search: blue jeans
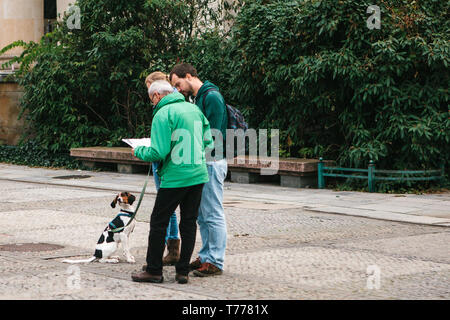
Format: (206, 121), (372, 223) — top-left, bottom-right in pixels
(197, 159), (228, 270)
(152, 162), (179, 241)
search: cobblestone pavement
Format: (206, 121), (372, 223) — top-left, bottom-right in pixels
(0, 168), (449, 300)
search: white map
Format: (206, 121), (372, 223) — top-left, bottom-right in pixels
(122, 138), (151, 148)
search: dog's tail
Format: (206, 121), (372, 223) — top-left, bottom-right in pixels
(62, 256), (97, 264)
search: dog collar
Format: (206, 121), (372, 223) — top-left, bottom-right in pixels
(109, 210), (134, 230)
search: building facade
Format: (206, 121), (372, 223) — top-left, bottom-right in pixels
(0, 0), (72, 69)
(0, 0), (74, 144)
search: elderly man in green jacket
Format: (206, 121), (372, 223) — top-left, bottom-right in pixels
(131, 80), (213, 284)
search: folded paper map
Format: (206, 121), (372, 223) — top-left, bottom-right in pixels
(122, 138), (151, 148)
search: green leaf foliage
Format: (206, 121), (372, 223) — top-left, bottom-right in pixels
(2, 0), (223, 154)
(224, 0), (449, 172)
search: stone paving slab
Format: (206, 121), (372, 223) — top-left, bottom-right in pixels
(0, 268), (211, 300)
(305, 206), (450, 226)
(334, 232), (450, 264)
(226, 246), (450, 288)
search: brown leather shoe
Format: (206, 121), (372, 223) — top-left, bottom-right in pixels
(192, 262), (223, 277)
(163, 239), (181, 266)
(189, 257), (203, 271)
(131, 271), (163, 283)
(175, 273), (189, 284)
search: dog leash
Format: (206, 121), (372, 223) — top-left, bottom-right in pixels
(110, 166), (151, 233)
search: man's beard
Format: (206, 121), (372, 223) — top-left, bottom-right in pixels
(181, 83), (195, 100)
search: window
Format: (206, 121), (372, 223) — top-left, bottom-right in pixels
(44, 0), (57, 34)
(44, 0), (57, 19)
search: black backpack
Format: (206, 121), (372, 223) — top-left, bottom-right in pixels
(202, 88), (248, 131)
(226, 104), (248, 131)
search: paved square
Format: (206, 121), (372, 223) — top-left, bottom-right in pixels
(0, 164), (449, 299)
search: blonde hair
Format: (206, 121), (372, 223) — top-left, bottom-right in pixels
(145, 71), (168, 87)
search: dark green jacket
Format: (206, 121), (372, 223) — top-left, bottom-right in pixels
(194, 81), (227, 159)
(134, 92), (213, 188)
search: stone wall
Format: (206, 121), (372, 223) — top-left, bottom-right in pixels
(0, 0), (44, 70)
(0, 0), (44, 144)
(57, 0), (72, 19)
(0, 78), (25, 145)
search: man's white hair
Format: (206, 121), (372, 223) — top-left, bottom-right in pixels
(148, 80), (173, 97)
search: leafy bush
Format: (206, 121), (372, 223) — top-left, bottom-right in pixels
(226, 0), (449, 172)
(0, 140), (81, 168)
(1, 0), (224, 153)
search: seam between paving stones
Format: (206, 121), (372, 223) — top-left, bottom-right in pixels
(323, 243), (450, 266)
(0, 178), (156, 196)
(303, 208), (450, 229)
(228, 228), (449, 248)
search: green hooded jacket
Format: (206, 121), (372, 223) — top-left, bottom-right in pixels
(134, 92), (213, 188)
(194, 81), (228, 159)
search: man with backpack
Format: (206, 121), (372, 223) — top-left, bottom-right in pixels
(170, 63), (228, 277)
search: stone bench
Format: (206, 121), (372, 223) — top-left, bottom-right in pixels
(70, 147), (334, 188)
(228, 156), (334, 188)
(70, 147), (149, 174)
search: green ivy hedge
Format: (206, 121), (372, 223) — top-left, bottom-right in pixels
(0, 140), (80, 168)
(224, 0), (449, 172)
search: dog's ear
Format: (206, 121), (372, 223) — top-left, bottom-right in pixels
(128, 193), (136, 205)
(111, 195), (118, 208)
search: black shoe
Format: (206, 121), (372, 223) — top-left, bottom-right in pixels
(175, 273), (189, 284)
(131, 271), (163, 283)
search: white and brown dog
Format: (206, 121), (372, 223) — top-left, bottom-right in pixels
(63, 192), (137, 264)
